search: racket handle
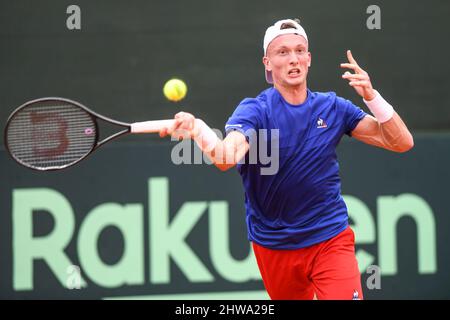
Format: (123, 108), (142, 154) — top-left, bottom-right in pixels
(130, 119), (175, 133)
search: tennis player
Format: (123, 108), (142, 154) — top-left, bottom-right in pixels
(160, 18), (413, 300)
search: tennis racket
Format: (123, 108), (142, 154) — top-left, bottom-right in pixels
(4, 97), (174, 171)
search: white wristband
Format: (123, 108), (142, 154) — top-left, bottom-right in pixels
(363, 90), (394, 123)
(194, 119), (219, 152)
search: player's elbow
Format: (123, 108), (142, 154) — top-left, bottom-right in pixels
(396, 135), (414, 153)
(215, 163), (236, 172)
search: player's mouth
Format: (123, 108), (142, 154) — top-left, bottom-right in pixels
(288, 68), (301, 77)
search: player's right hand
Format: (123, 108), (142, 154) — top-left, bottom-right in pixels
(159, 111), (197, 140)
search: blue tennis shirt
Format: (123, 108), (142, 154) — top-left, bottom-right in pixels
(225, 87), (367, 249)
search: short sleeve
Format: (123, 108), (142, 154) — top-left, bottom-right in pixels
(225, 98), (262, 140)
(336, 96), (368, 136)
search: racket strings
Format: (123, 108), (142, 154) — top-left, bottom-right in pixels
(6, 102), (97, 169)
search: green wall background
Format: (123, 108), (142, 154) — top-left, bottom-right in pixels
(1, 0), (449, 135)
(1, 0), (449, 300)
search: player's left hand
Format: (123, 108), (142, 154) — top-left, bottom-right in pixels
(340, 50), (376, 101)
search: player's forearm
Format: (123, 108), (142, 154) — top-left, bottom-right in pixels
(364, 91), (414, 152)
(193, 119), (242, 171)
(203, 140), (239, 171)
(379, 112), (414, 152)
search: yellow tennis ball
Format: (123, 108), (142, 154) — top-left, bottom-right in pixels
(163, 78), (187, 102)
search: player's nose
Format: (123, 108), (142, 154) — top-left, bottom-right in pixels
(288, 52), (299, 65)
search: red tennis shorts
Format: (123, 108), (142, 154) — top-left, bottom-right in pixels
(252, 226), (363, 300)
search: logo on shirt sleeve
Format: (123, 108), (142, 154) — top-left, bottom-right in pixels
(225, 124), (243, 129)
(316, 117), (328, 129)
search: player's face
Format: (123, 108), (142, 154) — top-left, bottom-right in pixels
(264, 34), (311, 88)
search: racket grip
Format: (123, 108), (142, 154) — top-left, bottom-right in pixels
(130, 120), (175, 133)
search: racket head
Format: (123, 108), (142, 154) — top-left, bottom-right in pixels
(4, 97), (99, 171)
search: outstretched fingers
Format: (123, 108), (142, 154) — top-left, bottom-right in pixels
(342, 72), (368, 81)
(340, 50), (367, 75)
(348, 80), (371, 88)
(347, 49), (358, 65)
(340, 63), (366, 75)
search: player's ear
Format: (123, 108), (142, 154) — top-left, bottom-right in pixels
(307, 52), (311, 67)
(262, 56), (271, 71)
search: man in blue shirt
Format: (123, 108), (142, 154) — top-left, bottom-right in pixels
(160, 18), (413, 299)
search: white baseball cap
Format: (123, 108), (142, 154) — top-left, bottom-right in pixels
(263, 19), (308, 84)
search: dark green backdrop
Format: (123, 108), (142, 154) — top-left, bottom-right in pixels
(1, 0), (449, 300)
(1, 0), (449, 135)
